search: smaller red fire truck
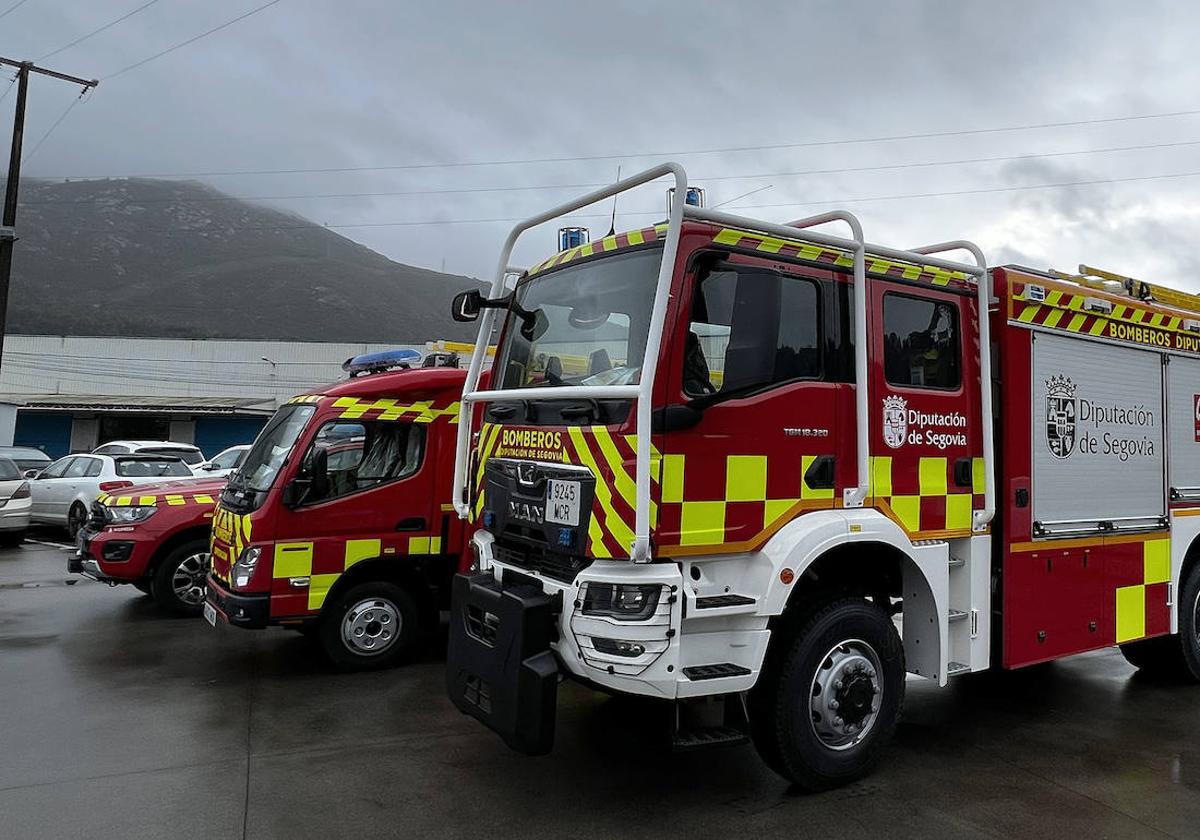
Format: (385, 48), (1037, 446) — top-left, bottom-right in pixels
(70, 476), (225, 615)
(205, 352), (472, 670)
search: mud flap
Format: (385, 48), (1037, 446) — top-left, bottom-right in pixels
(446, 572), (560, 755)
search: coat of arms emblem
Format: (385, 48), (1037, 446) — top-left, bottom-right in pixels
(882, 395), (908, 449)
(1045, 374), (1077, 459)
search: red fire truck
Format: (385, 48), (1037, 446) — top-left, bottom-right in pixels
(445, 163), (1200, 790)
(205, 357), (472, 670)
(71, 476), (225, 615)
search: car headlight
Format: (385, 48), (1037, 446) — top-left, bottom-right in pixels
(105, 505), (157, 524)
(233, 546), (262, 589)
(580, 582), (662, 621)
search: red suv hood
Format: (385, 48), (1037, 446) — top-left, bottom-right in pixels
(108, 476), (228, 497)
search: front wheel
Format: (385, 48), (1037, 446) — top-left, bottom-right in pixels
(318, 581), (420, 671)
(67, 503), (87, 540)
(750, 596), (905, 791)
(150, 539), (209, 616)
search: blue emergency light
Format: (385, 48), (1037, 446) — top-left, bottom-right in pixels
(559, 226), (589, 251)
(667, 186), (705, 215)
(341, 348), (422, 377)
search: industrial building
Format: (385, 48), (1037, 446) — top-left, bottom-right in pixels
(0, 335), (431, 459)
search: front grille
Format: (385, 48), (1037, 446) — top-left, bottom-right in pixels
(494, 538), (592, 584)
(87, 502), (107, 531)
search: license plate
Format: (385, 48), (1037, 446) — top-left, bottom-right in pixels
(203, 601), (218, 627)
(545, 479), (581, 527)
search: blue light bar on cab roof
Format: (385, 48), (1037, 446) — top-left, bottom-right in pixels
(341, 348), (422, 377)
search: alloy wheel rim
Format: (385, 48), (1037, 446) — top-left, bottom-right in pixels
(341, 597), (400, 656)
(809, 638), (884, 751)
(171, 552), (210, 606)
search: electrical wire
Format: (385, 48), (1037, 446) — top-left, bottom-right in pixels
(21, 87), (90, 165)
(22, 137), (1200, 207)
(0, 0), (30, 21)
(37, 106), (1200, 179)
(0, 71), (16, 106)
(38, 0), (165, 62)
(103, 0), (286, 80)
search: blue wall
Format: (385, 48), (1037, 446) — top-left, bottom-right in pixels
(193, 416), (267, 459)
(14, 413), (73, 459)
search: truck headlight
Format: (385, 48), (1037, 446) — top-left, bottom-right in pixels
(580, 583), (662, 621)
(106, 506), (157, 524)
(233, 546), (262, 589)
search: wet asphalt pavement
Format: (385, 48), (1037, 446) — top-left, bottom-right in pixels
(2, 539), (1199, 840)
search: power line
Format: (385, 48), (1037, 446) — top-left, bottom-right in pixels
(103, 0), (286, 80)
(0, 0), (30, 21)
(36, 106), (1200, 180)
(21, 136), (1200, 207)
(22, 88), (90, 165)
(38, 0), (165, 62)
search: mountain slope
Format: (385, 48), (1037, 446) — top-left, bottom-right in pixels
(8, 178), (484, 342)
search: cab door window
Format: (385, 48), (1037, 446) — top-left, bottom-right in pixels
(684, 263), (821, 397)
(300, 420), (425, 504)
(882, 293), (961, 389)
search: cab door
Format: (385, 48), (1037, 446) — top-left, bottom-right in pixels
(655, 251), (842, 556)
(270, 415), (435, 616)
(868, 280), (982, 538)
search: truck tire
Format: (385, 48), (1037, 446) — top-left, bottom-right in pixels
(318, 581), (420, 671)
(1119, 562), (1200, 682)
(150, 539), (209, 617)
(749, 596), (904, 791)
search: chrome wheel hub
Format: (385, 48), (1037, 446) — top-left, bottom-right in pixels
(342, 598), (400, 656)
(172, 552), (209, 606)
(809, 639), (883, 751)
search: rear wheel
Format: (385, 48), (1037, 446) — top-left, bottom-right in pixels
(750, 596), (905, 790)
(150, 539), (209, 616)
(318, 581), (420, 671)
(1120, 562), (1200, 682)
(67, 503), (87, 540)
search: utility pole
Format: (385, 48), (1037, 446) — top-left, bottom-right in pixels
(0, 56), (97, 372)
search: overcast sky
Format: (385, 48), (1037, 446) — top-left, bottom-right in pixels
(4, 0), (1200, 286)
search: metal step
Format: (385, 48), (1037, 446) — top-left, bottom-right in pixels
(948, 556), (966, 568)
(694, 594), (756, 609)
(672, 725), (749, 751)
(947, 661), (971, 676)
(682, 663), (752, 681)
(948, 609), (968, 623)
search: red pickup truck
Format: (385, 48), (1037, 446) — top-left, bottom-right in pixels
(70, 476), (226, 615)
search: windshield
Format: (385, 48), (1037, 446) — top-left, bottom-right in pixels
(116, 458), (192, 478)
(141, 447), (203, 465)
(496, 248), (662, 390)
(0, 458), (19, 481)
(234, 404), (316, 492)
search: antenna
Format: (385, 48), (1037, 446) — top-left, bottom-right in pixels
(712, 184), (774, 209)
(606, 164), (621, 237)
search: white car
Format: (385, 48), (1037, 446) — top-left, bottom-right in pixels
(30, 453), (194, 537)
(0, 456), (32, 546)
(195, 444), (250, 478)
(93, 441), (206, 474)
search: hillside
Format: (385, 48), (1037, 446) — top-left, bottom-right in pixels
(8, 178), (484, 342)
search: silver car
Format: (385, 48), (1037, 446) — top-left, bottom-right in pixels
(29, 454), (193, 537)
(0, 456), (32, 546)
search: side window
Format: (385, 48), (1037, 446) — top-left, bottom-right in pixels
(684, 265), (821, 397)
(85, 459), (102, 477)
(65, 458), (92, 479)
(883, 293), (961, 389)
(212, 449), (239, 469)
(94, 444), (123, 455)
(301, 420), (426, 504)
(41, 457), (72, 479)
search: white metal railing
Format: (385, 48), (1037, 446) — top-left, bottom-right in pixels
(451, 160), (995, 562)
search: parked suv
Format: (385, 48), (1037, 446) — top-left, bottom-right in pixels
(30, 454), (193, 538)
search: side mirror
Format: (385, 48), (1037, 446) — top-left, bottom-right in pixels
(451, 290), (483, 322)
(651, 403), (704, 433)
(520, 307), (550, 341)
(24, 469), (40, 480)
(201, 462), (217, 471)
(282, 447), (329, 508)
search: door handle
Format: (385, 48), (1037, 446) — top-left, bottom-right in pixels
(803, 455), (836, 490)
(953, 457), (974, 488)
(395, 517), (426, 532)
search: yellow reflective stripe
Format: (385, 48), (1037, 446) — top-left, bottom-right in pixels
(345, 538), (381, 569)
(194, 494), (214, 505)
(274, 542), (313, 578)
(764, 498), (798, 529)
(587, 516), (611, 558)
(591, 427), (654, 524)
(870, 456), (892, 498)
(679, 501), (726, 546)
(165, 494), (185, 506)
(945, 494), (972, 530)
(115, 496), (132, 506)
(408, 536), (432, 554)
(1043, 308), (1065, 328)
(1089, 318), (1108, 335)
(890, 495), (921, 532)
(137, 496), (156, 506)
(726, 455), (767, 502)
(308, 574), (339, 611)
(1017, 305), (1040, 323)
(567, 426), (633, 550)
(661, 454), (685, 503)
(801, 455), (834, 500)
(1144, 538), (1170, 585)
(627, 229), (645, 245)
(918, 457), (947, 496)
(972, 458), (985, 495)
(713, 229), (743, 246)
(1115, 585), (1146, 643)
(1066, 313), (1087, 332)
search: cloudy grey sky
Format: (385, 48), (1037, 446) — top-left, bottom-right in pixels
(3, 0), (1200, 285)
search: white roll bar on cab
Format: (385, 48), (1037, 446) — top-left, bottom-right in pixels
(450, 162), (994, 563)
